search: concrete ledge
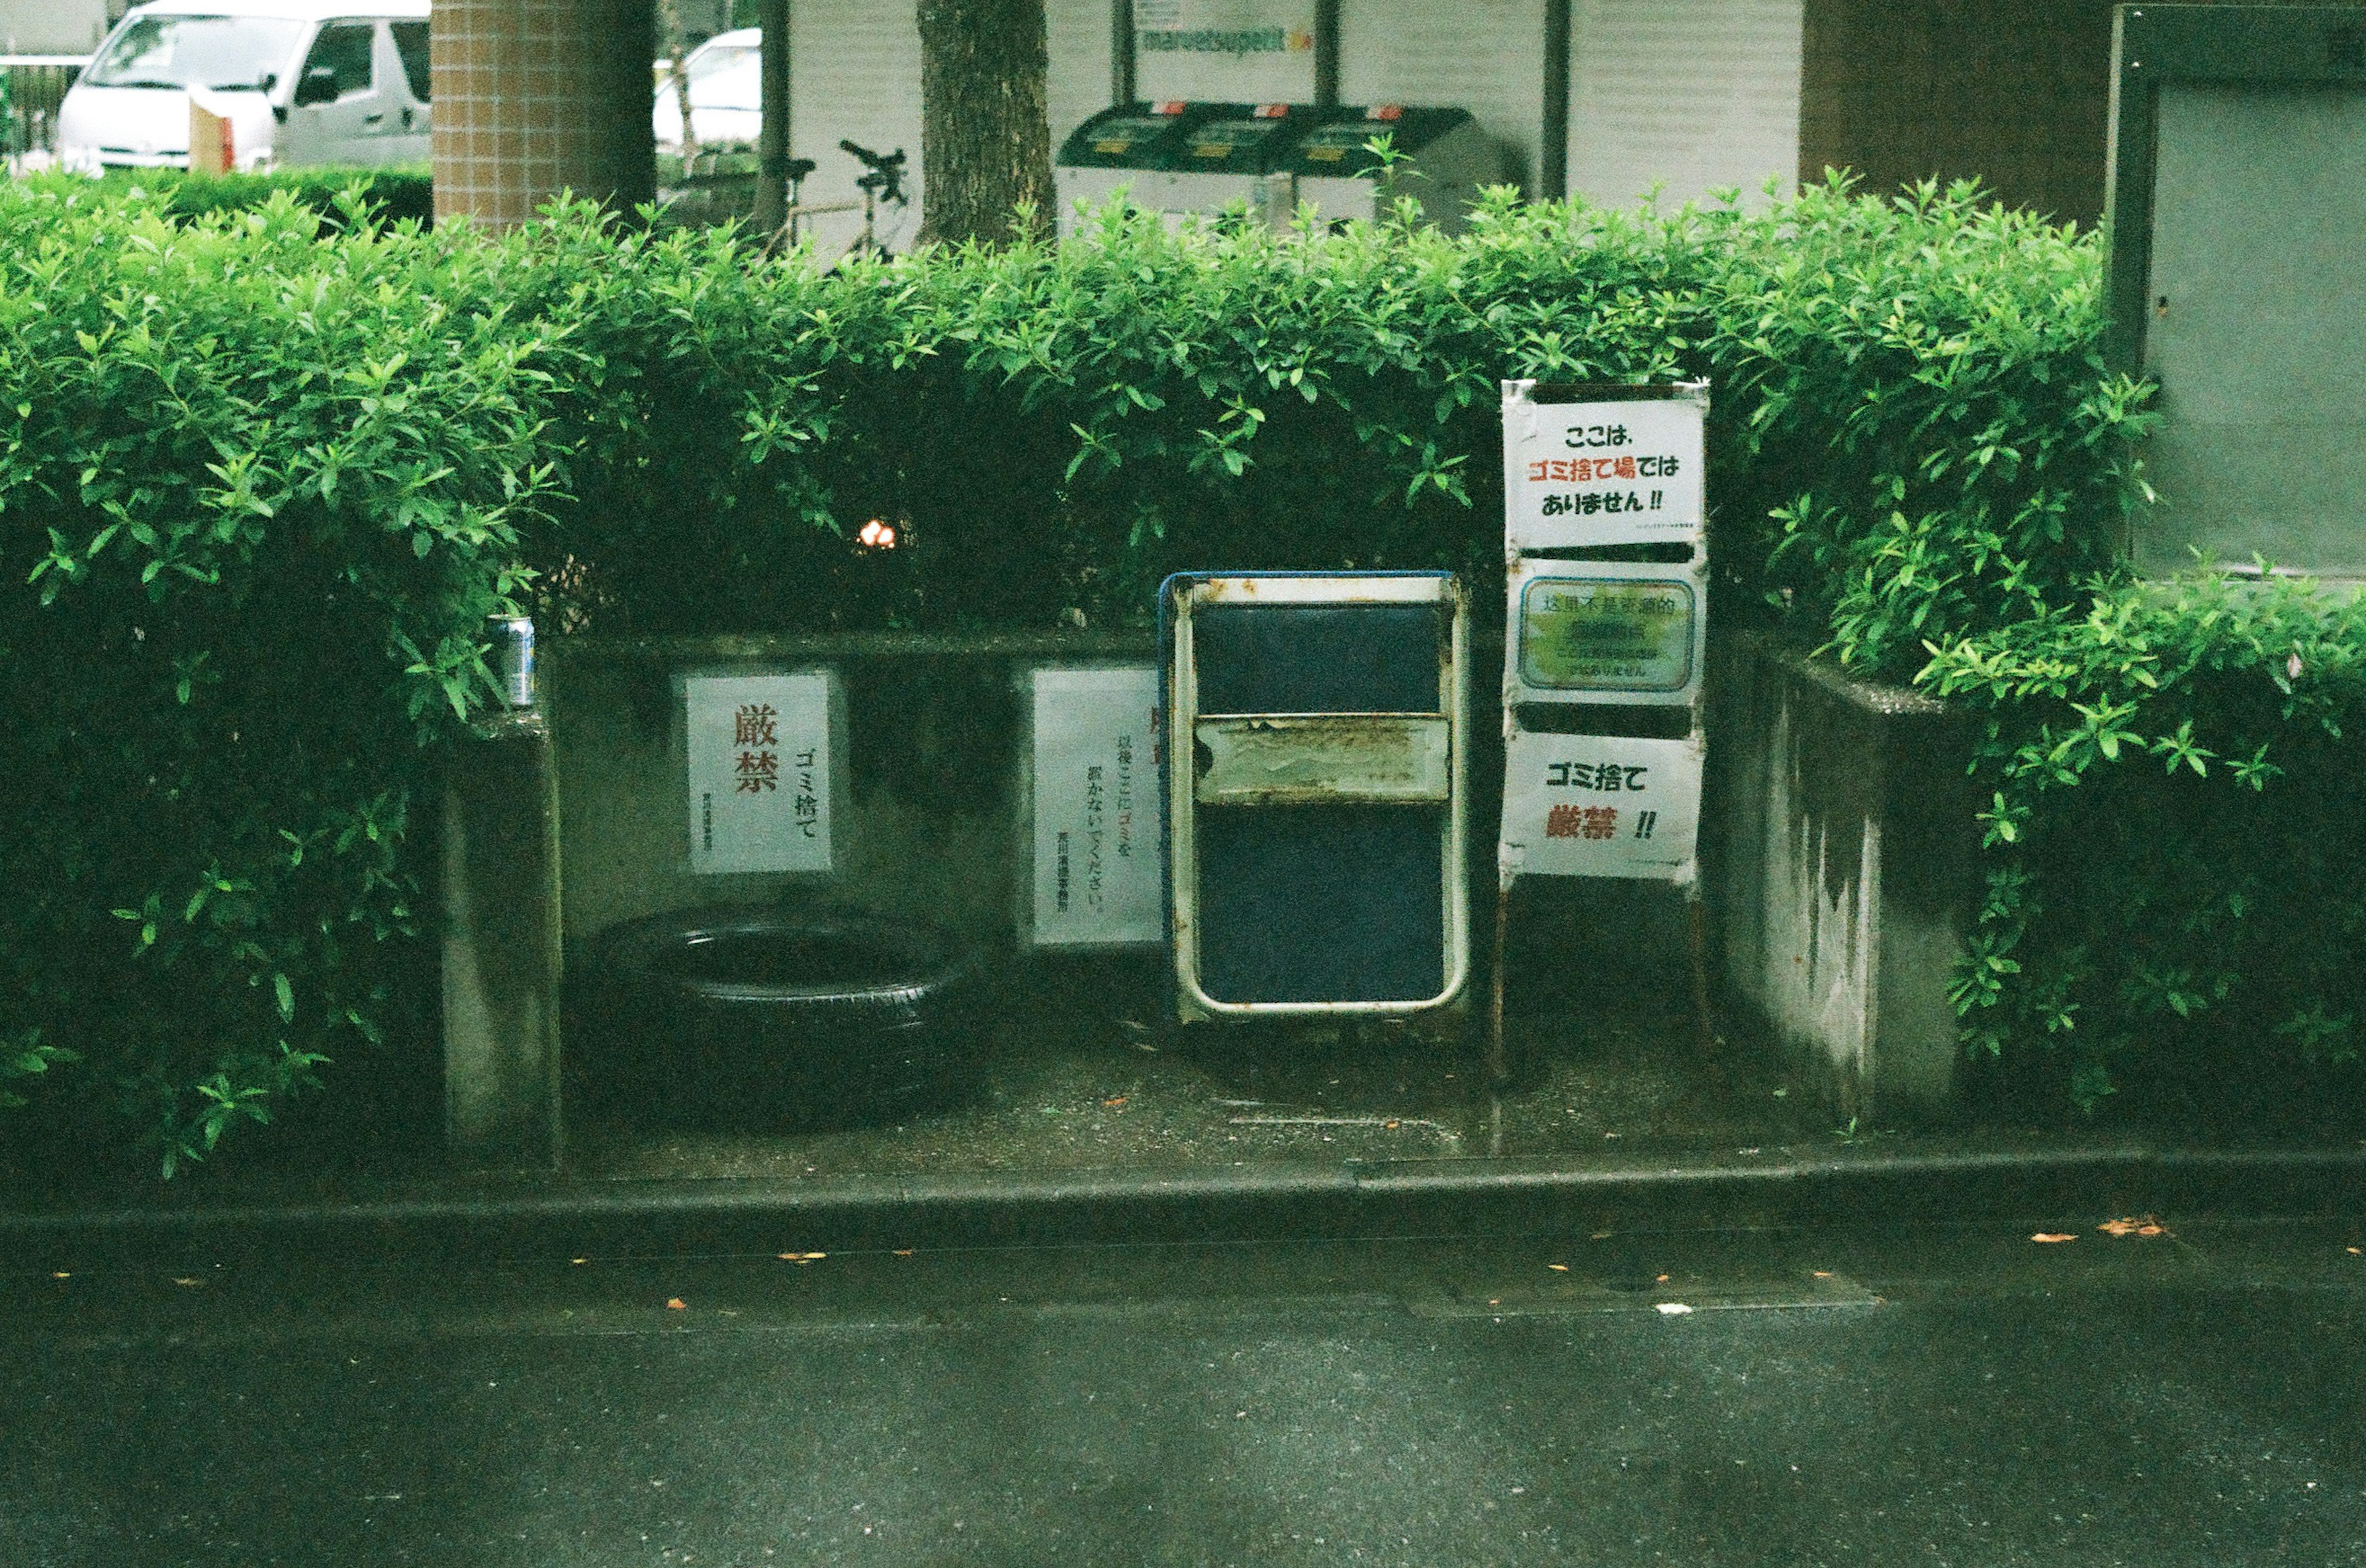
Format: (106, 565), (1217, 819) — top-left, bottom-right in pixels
(7, 1144), (2360, 1269)
(1706, 632), (1980, 1124)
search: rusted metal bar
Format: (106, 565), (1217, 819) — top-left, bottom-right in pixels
(1687, 887), (1716, 1060)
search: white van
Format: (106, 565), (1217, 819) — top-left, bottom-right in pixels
(56, 0), (429, 173)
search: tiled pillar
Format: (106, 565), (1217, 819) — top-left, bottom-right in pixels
(432, 0), (656, 229)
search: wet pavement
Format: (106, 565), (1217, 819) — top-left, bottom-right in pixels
(9, 1216), (2366, 1565)
(565, 977), (1821, 1182)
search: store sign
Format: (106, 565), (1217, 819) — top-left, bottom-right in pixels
(685, 671), (840, 875)
(1514, 567), (1701, 698)
(1135, 0), (1314, 100)
(1500, 383), (1705, 552)
(1028, 665), (1165, 948)
(1498, 731), (1702, 882)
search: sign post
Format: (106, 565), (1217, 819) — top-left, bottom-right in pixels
(1492, 381), (1713, 1103)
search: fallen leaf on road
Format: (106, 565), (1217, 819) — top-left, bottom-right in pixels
(665, 1298), (686, 1310)
(2031, 1233), (2078, 1244)
(2100, 1216), (2171, 1238)
(1656, 1302), (1694, 1316)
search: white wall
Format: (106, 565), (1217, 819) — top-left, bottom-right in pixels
(0, 0), (110, 55)
(1338, 0), (1542, 192)
(1564, 0), (1802, 210)
(789, 0), (927, 256)
(776, 0), (1803, 251)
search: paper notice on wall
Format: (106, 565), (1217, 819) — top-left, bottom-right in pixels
(1506, 556), (1709, 707)
(1028, 665), (1165, 948)
(1498, 729), (1701, 883)
(685, 670), (839, 875)
(1501, 381), (1706, 552)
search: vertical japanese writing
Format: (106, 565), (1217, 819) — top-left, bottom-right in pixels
(732, 702), (779, 794)
(794, 747), (819, 837)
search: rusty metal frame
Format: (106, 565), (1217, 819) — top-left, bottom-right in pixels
(1166, 572), (1472, 1019)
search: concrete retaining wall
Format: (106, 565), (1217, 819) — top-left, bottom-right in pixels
(543, 631), (1158, 965)
(1704, 632), (1978, 1124)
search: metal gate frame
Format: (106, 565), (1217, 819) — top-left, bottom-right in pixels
(1163, 571), (1472, 1020)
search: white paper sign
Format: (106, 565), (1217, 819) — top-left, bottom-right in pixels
(1028, 666), (1165, 947)
(1502, 382), (1706, 552)
(1498, 730), (1702, 882)
(686, 671), (838, 875)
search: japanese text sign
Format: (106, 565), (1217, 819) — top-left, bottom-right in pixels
(685, 670), (840, 875)
(1501, 381), (1706, 551)
(1498, 731), (1702, 883)
(1027, 666), (1166, 948)
(1507, 557), (1708, 706)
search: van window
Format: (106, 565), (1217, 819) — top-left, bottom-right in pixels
(391, 21), (429, 103)
(685, 43), (760, 112)
(303, 22), (376, 100)
(83, 14), (306, 92)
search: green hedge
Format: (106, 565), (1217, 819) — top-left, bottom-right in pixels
(0, 180), (540, 1171)
(2, 170), (2357, 1172)
(94, 164), (434, 229)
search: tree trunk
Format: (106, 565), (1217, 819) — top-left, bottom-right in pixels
(916, 0), (1053, 247)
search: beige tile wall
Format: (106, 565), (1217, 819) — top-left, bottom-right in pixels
(433, 0), (654, 229)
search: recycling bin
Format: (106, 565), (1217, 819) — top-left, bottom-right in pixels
(1285, 105), (1500, 235)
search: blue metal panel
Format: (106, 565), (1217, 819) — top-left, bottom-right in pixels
(1195, 805), (1448, 1004)
(1193, 604), (1444, 714)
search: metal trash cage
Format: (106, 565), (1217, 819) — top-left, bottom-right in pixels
(1163, 571), (1471, 1020)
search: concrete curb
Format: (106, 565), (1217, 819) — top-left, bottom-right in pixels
(6, 1144), (2363, 1267)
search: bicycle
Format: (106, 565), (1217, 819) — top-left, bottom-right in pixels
(770, 138), (909, 262)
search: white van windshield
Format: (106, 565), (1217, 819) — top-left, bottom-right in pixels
(683, 44), (758, 112)
(84, 14), (309, 92)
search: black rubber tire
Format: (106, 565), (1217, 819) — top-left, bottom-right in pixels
(587, 904), (985, 1132)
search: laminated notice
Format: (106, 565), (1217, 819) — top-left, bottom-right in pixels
(685, 670), (840, 875)
(1028, 665), (1165, 947)
(1506, 556), (1709, 707)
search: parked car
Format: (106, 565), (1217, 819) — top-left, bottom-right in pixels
(654, 26), (758, 153)
(56, 0), (428, 173)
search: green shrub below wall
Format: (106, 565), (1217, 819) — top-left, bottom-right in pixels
(94, 164), (434, 229)
(2, 169), (2359, 1173)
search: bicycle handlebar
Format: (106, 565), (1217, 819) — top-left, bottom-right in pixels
(838, 139), (903, 173)
(839, 140), (909, 206)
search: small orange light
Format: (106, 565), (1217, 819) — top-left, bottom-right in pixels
(858, 519), (897, 549)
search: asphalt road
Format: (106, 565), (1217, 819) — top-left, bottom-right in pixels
(6, 1217), (2365, 1566)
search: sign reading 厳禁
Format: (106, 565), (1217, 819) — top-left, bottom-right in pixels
(683, 670), (844, 876)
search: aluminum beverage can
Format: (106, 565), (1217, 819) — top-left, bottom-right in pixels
(489, 615), (535, 707)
